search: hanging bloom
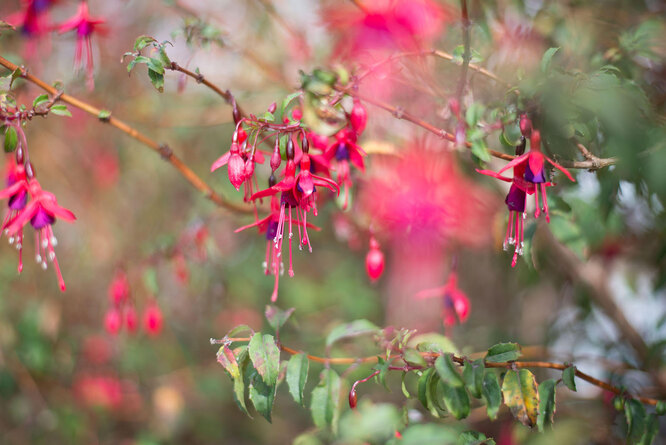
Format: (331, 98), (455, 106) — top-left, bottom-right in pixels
(211, 128), (264, 199)
(415, 269), (470, 328)
(325, 128), (366, 210)
(57, 1), (105, 90)
(365, 236), (385, 282)
(6, 0), (57, 38)
(496, 130), (575, 222)
(108, 269), (130, 305)
(2, 176), (76, 291)
(143, 300), (163, 336)
(350, 99), (368, 135)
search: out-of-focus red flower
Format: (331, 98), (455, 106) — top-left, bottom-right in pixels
(125, 305), (138, 333)
(365, 236), (385, 282)
(73, 374), (123, 411)
(6, 0), (56, 38)
(415, 270), (470, 328)
(104, 308), (122, 335)
(143, 301), (163, 336)
(82, 335), (112, 365)
(360, 143), (499, 249)
(108, 270), (130, 305)
(57, 1), (105, 90)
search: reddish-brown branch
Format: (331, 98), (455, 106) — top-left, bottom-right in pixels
(0, 56), (251, 214)
(222, 336), (661, 406)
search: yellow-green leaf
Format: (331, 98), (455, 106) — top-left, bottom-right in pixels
(501, 369), (539, 427)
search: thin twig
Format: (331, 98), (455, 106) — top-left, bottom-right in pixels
(455, 0), (471, 102)
(0, 56), (251, 214)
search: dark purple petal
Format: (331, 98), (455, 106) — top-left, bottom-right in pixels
(30, 205), (55, 229)
(505, 184), (526, 212)
(335, 142), (350, 161)
(524, 163), (546, 183)
(266, 220), (279, 240)
(280, 191), (299, 208)
(8, 190), (27, 210)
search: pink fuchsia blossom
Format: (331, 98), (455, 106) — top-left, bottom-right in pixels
(415, 269), (470, 329)
(143, 300), (163, 336)
(57, 1), (105, 90)
(365, 236), (384, 282)
(6, 0), (57, 38)
(325, 128), (366, 210)
(1, 175), (76, 291)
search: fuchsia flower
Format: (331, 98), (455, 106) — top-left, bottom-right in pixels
(325, 128), (367, 210)
(143, 300), (163, 336)
(415, 269), (470, 329)
(365, 236), (384, 282)
(6, 0), (57, 38)
(211, 127), (264, 200)
(57, 1), (105, 90)
(1, 163), (75, 291)
(476, 117), (575, 267)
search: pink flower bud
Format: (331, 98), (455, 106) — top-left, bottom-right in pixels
(268, 102), (277, 114)
(143, 302), (163, 336)
(348, 387), (358, 409)
(108, 271), (129, 306)
(365, 238), (385, 282)
(228, 153), (246, 190)
(244, 157), (255, 178)
(104, 308), (122, 335)
(125, 306), (138, 333)
(519, 114), (532, 137)
(270, 147), (281, 171)
(350, 100), (368, 135)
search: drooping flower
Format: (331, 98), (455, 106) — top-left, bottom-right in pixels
(1, 159), (29, 272)
(365, 236), (384, 282)
(6, 0), (57, 38)
(325, 128), (366, 210)
(104, 308), (122, 335)
(143, 300), (163, 336)
(57, 1), (105, 90)
(211, 128), (264, 199)
(1, 175), (76, 291)
(415, 268), (470, 329)
(496, 129), (575, 223)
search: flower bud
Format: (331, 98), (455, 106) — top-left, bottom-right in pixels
(268, 102), (277, 114)
(350, 100), (368, 135)
(244, 157), (256, 178)
(286, 138), (295, 160)
(348, 387), (358, 409)
(228, 153), (246, 191)
(301, 135), (310, 154)
(104, 308), (122, 335)
(365, 238), (385, 282)
(270, 141), (281, 171)
(519, 114), (532, 137)
(143, 302), (163, 336)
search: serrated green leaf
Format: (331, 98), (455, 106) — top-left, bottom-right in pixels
(339, 402), (402, 443)
(441, 382), (470, 420)
(265, 305), (294, 332)
(562, 366), (577, 391)
(50, 104), (71, 117)
(435, 355), (464, 388)
(230, 347), (250, 416)
(32, 94), (49, 108)
(462, 359), (484, 399)
(536, 379), (556, 432)
(625, 399), (647, 443)
(248, 333), (280, 387)
(502, 369), (539, 428)
(541, 47), (560, 73)
(148, 69), (164, 93)
(249, 371), (276, 422)
(485, 342), (522, 363)
(482, 371), (501, 420)
(286, 353), (308, 406)
(134, 35), (157, 51)
(325, 319), (379, 347)
(158, 47), (171, 67)
(310, 369), (342, 433)
(4, 126), (17, 153)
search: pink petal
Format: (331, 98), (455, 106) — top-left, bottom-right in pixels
(210, 152), (231, 172)
(497, 152), (529, 176)
(545, 156), (576, 182)
(475, 169), (512, 182)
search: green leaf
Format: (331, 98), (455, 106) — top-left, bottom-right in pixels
(373, 356), (391, 390)
(410, 333), (458, 354)
(401, 372), (411, 398)
(216, 344), (240, 379)
(435, 355), (464, 388)
(249, 371), (276, 422)
(97, 109), (112, 121)
(452, 45), (465, 65)
(403, 348), (427, 368)
(157, 47), (171, 67)
(441, 382), (471, 420)
(625, 399), (647, 443)
(148, 69), (164, 93)
(310, 369), (342, 433)
(225, 324), (253, 338)
(325, 319), (380, 347)
(462, 359), (484, 399)
(465, 103), (485, 127)
(339, 402), (402, 443)
(32, 94), (49, 108)
(248, 333), (280, 387)
(656, 400), (666, 416)
(471, 140), (491, 163)
(50, 104), (71, 117)
(536, 379), (557, 432)
(481, 371), (501, 420)
(280, 92), (302, 117)
(638, 413), (658, 445)
(541, 47), (560, 73)
(260, 111), (275, 122)
(562, 366), (577, 392)
(265, 305), (294, 332)
(134, 35), (157, 51)
(458, 431), (495, 445)
(147, 58), (165, 75)
(4, 126), (17, 153)
(286, 353), (308, 407)
(417, 368), (435, 412)
(485, 343), (522, 363)
(502, 369), (539, 428)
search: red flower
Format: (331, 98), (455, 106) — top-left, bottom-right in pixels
(57, 1), (105, 90)
(108, 270), (130, 305)
(104, 308), (122, 335)
(325, 128), (366, 210)
(211, 128), (264, 199)
(143, 301), (163, 336)
(0, 175), (75, 291)
(6, 0), (57, 38)
(365, 236), (385, 282)
(415, 270), (470, 328)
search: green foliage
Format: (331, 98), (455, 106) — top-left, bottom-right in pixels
(286, 353), (309, 407)
(501, 369), (539, 427)
(248, 333), (280, 388)
(3, 125), (17, 153)
(325, 319), (380, 348)
(310, 369), (342, 432)
(562, 366), (577, 392)
(485, 343), (522, 363)
(536, 379), (557, 432)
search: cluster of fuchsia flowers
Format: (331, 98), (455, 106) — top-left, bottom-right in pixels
(477, 115), (575, 267)
(211, 99), (369, 302)
(0, 122), (75, 291)
(104, 270), (163, 337)
(7, 0), (105, 90)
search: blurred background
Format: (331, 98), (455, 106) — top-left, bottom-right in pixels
(0, 0), (666, 443)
